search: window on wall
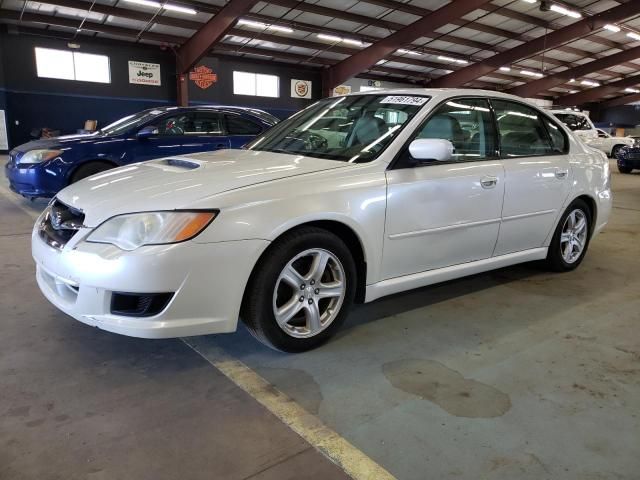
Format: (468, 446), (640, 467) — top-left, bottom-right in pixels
(233, 71), (279, 97)
(35, 48), (110, 83)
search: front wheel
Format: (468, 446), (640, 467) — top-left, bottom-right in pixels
(611, 145), (624, 158)
(546, 199), (591, 272)
(618, 165), (633, 174)
(70, 161), (114, 183)
(242, 227), (356, 352)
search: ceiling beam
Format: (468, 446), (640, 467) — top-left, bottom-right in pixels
(556, 75), (640, 106)
(599, 92), (640, 108)
(0, 9), (183, 43)
(508, 44), (640, 98)
(428, 1), (640, 88)
(321, 0), (493, 94)
(176, 0), (258, 74)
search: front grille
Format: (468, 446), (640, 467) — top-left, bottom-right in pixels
(38, 199), (85, 249)
(111, 292), (174, 317)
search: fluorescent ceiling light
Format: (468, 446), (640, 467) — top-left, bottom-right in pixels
(269, 24), (293, 33)
(317, 34), (363, 46)
(569, 90), (578, 93)
(627, 32), (640, 41)
(397, 49), (422, 56)
(580, 79), (600, 87)
(124, 0), (161, 8)
(499, 66), (511, 72)
(342, 38), (363, 47)
(521, 0), (536, 3)
(603, 24), (620, 33)
(569, 78), (575, 82)
(625, 88), (640, 93)
(438, 55), (468, 64)
(549, 4), (582, 19)
(238, 19), (293, 33)
(317, 34), (342, 42)
(163, 3), (196, 14)
(520, 69), (544, 78)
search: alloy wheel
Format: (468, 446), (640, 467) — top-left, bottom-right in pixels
(560, 209), (588, 264)
(272, 248), (346, 338)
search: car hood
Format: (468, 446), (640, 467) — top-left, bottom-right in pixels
(14, 133), (106, 152)
(56, 149), (349, 226)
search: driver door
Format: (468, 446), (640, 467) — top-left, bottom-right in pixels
(382, 98), (505, 279)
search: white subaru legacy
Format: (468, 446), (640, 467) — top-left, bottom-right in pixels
(32, 89), (612, 351)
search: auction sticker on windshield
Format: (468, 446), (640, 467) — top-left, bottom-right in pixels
(380, 96), (429, 105)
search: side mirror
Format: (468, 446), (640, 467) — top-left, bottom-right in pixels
(408, 138), (454, 164)
(137, 126), (158, 139)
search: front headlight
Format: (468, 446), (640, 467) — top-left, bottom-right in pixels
(86, 211), (217, 251)
(18, 149), (64, 165)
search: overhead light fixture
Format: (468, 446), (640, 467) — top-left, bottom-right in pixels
(625, 88), (640, 93)
(627, 32), (640, 41)
(397, 49), (422, 56)
(67, 42), (81, 49)
(521, 0), (536, 3)
(569, 78), (576, 82)
(569, 90), (578, 93)
(520, 69), (544, 78)
(376, 60), (386, 65)
(549, 4), (582, 19)
(603, 24), (621, 33)
(438, 55), (468, 64)
(580, 79), (600, 87)
(163, 3), (197, 14)
(123, 0), (196, 14)
(317, 34), (363, 46)
(237, 19), (293, 33)
(499, 66), (511, 72)
(124, 0), (161, 8)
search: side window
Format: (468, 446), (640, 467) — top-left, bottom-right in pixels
(414, 98), (496, 161)
(185, 112), (223, 135)
(225, 114), (262, 135)
(492, 100), (554, 157)
(542, 117), (567, 154)
(149, 114), (190, 136)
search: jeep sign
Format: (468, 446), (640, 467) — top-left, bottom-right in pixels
(128, 61), (161, 86)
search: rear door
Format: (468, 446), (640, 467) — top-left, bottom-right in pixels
(224, 113), (264, 148)
(492, 99), (572, 256)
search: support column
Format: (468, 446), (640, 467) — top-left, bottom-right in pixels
(177, 73), (188, 107)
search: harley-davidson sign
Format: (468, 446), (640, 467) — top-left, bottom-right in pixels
(189, 65), (218, 89)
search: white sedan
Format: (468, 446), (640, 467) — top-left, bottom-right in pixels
(32, 89), (612, 351)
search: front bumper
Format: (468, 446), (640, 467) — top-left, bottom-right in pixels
(5, 157), (62, 198)
(616, 147), (640, 169)
(32, 224), (269, 338)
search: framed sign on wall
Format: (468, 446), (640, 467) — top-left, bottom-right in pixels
(291, 79), (312, 99)
(128, 61), (161, 86)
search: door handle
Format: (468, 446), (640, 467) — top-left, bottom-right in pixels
(555, 169), (569, 179)
(480, 176), (498, 189)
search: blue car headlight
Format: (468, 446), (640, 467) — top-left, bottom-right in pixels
(18, 149), (63, 165)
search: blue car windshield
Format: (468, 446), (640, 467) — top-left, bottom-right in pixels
(245, 94), (430, 162)
(98, 109), (168, 136)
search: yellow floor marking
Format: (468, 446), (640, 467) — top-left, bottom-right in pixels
(183, 339), (396, 480)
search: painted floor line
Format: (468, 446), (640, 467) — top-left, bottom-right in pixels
(182, 338), (397, 480)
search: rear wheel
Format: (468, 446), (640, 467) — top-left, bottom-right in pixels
(70, 161), (114, 183)
(242, 227), (356, 352)
(546, 199), (591, 272)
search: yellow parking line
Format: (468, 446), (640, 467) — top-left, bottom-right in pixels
(183, 339), (396, 480)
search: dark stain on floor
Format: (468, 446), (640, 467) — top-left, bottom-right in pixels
(382, 358), (511, 418)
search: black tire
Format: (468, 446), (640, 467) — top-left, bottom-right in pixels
(618, 165), (633, 174)
(546, 198), (592, 272)
(242, 226), (357, 352)
(611, 145), (624, 159)
(70, 161), (114, 183)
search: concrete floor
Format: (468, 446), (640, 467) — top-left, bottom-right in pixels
(2, 160), (639, 479)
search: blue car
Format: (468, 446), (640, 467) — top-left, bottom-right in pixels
(5, 105), (279, 199)
(616, 139), (640, 174)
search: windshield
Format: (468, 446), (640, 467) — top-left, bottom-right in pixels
(99, 109), (168, 136)
(245, 94), (430, 162)
(554, 113), (592, 131)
